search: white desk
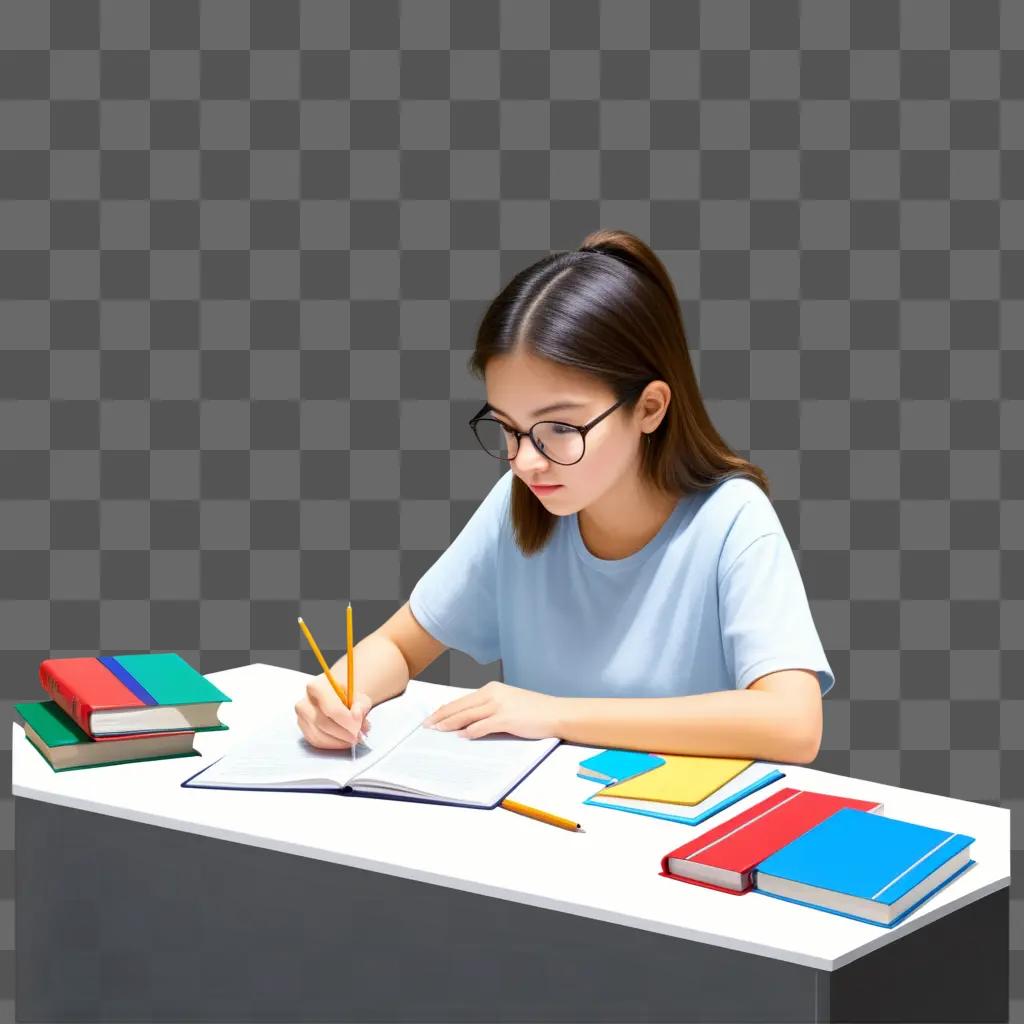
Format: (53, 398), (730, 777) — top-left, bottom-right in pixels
(12, 663), (1012, 1022)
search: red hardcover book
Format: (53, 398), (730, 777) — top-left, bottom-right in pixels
(659, 787), (883, 894)
(37, 657), (192, 742)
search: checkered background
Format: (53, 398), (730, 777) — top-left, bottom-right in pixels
(1, 0), (1021, 1020)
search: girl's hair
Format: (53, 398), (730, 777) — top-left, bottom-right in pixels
(468, 228), (770, 556)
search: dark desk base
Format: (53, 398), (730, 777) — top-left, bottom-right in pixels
(15, 797), (1009, 1023)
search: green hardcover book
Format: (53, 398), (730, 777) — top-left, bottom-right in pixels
(15, 700), (201, 772)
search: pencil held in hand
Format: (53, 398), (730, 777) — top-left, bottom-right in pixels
(297, 616), (348, 707)
(346, 600), (354, 710)
(343, 603), (369, 748)
(295, 675), (373, 751)
(296, 616), (371, 752)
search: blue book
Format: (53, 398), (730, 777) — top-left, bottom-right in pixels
(577, 749), (665, 785)
(754, 807), (975, 928)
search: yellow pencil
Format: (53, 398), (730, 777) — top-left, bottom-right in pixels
(500, 799), (585, 833)
(346, 601), (354, 710)
(297, 616), (349, 709)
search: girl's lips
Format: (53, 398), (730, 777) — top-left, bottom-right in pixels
(530, 483), (563, 492)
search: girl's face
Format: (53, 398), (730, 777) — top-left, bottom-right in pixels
(483, 350), (648, 515)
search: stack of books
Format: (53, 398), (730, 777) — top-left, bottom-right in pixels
(15, 652), (231, 771)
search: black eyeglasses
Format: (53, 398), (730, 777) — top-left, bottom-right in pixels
(468, 389), (643, 466)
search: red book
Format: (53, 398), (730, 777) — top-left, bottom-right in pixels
(40, 657), (143, 740)
(659, 787), (883, 894)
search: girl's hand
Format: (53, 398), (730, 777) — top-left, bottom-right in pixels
(295, 676), (373, 750)
(421, 681), (563, 740)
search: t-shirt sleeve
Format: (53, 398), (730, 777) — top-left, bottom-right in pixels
(718, 530), (835, 697)
(407, 471), (510, 666)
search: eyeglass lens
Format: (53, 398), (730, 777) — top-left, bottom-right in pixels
(472, 419), (584, 465)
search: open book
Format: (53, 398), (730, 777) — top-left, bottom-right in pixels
(181, 688), (561, 809)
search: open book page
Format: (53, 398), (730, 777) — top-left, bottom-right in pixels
(352, 724), (561, 807)
(184, 693), (437, 790)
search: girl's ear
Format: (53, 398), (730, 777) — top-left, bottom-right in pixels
(639, 380), (671, 429)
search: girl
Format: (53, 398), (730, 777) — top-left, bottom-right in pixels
(296, 230), (834, 764)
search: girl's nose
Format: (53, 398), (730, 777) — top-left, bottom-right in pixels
(513, 433), (548, 470)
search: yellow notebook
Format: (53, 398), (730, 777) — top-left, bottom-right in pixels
(595, 754), (752, 806)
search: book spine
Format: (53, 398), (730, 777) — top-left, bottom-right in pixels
(39, 671), (95, 738)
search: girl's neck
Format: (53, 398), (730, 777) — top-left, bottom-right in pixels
(576, 477), (681, 561)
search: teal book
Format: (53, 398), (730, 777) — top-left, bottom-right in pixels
(16, 700), (201, 772)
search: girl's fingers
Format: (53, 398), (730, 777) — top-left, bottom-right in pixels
(355, 694), (373, 731)
(308, 679), (359, 733)
(426, 698), (472, 726)
(318, 709), (359, 743)
(428, 698), (489, 727)
(297, 698), (356, 744)
(298, 712), (354, 750)
(431, 702), (492, 732)
(463, 716), (500, 738)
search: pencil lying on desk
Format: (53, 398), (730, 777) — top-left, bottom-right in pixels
(501, 799), (585, 832)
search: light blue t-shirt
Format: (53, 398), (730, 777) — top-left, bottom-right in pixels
(409, 469), (834, 700)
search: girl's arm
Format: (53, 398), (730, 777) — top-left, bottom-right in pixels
(551, 670), (824, 764)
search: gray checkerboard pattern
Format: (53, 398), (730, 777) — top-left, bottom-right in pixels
(1, 0), (1021, 1019)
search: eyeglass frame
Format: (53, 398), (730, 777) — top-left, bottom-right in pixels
(468, 384), (648, 466)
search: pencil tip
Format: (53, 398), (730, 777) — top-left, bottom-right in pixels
(297, 616), (303, 623)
